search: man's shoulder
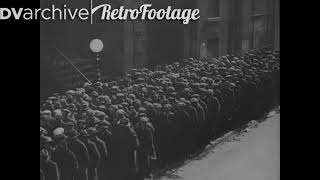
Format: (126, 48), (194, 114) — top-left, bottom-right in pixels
(45, 159), (58, 168)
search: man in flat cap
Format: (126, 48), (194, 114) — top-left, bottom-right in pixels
(87, 127), (108, 180)
(78, 130), (100, 180)
(191, 97), (206, 148)
(51, 128), (79, 180)
(109, 116), (140, 180)
(40, 136), (60, 180)
(182, 99), (199, 154)
(162, 104), (176, 164)
(151, 103), (171, 168)
(174, 101), (193, 159)
(135, 116), (157, 179)
(203, 89), (221, 140)
(66, 129), (89, 180)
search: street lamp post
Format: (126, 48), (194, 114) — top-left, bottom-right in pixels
(90, 39), (104, 82)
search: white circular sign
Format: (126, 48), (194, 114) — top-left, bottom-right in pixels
(90, 39), (104, 53)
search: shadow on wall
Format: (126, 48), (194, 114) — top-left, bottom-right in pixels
(146, 0), (194, 66)
(147, 20), (184, 66)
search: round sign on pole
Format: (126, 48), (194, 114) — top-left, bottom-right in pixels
(90, 39), (104, 53)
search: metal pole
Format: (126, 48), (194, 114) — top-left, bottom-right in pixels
(55, 47), (92, 85)
(96, 53), (102, 82)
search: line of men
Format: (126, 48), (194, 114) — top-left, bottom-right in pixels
(40, 47), (280, 180)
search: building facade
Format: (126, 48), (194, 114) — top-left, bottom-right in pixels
(40, 0), (280, 77)
(126, 0), (280, 70)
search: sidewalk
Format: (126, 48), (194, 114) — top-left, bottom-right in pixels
(152, 108), (280, 180)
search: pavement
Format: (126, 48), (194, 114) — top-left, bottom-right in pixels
(152, 108), (280, 180)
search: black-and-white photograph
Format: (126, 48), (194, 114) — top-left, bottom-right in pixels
(40, 0), (280, 180)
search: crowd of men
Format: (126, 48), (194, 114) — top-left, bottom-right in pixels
(40, 47), (280, 180)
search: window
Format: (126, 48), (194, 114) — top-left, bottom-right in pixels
(208, 0), (220, 17)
